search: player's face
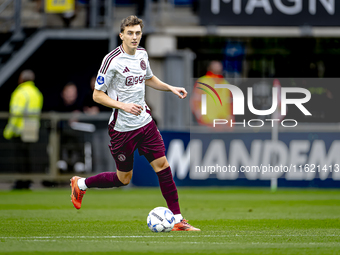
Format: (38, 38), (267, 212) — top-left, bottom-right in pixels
(120, 25), (142, 54)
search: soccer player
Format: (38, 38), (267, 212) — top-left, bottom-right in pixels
(70, 15), (200, 231)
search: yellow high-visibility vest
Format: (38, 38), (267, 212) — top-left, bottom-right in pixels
(191, 73), (233, 126)
(45, 0), (75, 14)
(3, 81), (43, 141)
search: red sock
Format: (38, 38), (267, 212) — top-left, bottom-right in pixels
(156, 166), (181, 214)
(85, 172), (125, 188)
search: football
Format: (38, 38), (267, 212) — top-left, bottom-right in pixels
(147, 207), (175, 232)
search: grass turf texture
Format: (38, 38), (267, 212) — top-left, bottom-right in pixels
(0, 188), (339, 255)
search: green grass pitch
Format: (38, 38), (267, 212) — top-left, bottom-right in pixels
(0, 187), (339, 254)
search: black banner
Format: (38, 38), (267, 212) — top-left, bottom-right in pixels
(199, 0), (340, 26)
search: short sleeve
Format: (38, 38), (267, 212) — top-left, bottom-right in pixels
(95, 55), (115, 92)
(145, 54), (153, 80)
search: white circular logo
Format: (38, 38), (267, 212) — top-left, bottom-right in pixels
(117, 154), (126, 161)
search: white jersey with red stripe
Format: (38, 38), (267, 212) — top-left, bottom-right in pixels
(95, 45), (153, 132)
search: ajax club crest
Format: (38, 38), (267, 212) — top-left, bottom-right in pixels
(140, 59), (146, 70)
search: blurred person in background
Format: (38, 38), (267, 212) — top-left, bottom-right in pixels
(236, 69), (274, 122)
(191, 60), (233, 127)
(83, 75), (107, 114)
(82, 75), (113, 173)
(55, 82), (84, 173)
(3, 70), (43, 189)
(56, 82), (82, 113)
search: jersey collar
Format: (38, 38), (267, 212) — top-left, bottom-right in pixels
(120, 44), (138, 57)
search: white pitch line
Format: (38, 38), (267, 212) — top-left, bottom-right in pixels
(12, 240), (340, 246)
(1, 234), (339, 239)
(22, 239), (219, 244)
(26, 240), (57, 242)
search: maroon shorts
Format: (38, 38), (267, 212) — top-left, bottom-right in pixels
(108, 120), (166, 172)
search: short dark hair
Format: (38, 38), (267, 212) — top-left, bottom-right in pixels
(20, 70), (35, 82)
(120, 15), (144, 33)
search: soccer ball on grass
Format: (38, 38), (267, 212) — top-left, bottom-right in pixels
(147, 207), (175, 232)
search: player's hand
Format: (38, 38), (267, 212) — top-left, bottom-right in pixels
(122, 103), (143, 116)
(171, 87), (187, 99)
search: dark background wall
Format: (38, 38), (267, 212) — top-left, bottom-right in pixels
(0, 39), (110, 112)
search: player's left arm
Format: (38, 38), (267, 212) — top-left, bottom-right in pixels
(145, 76), (187, 99)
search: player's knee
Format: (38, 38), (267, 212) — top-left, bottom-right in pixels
(151, 156), (169, 172)
(118, 174), (132, 185)
(117, 171), (132, 185)
(158, 159), (169, 170)
(160, 163), (169, 171)
(120, 177), (130, 185)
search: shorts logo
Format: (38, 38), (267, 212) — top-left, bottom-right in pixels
(117, 154), (126, 162)
(97, 76), (105, 85)
(140, 59), (146, 70)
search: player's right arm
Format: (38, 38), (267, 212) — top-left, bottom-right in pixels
(93, 89), (142, 116)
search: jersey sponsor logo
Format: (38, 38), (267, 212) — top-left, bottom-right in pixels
(140, 59), (146, 70)
(125, 75), (146, 86)
(97, 76), (105, 85)
(123, 67), (130, 73)
(117, 154), (126, 162)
